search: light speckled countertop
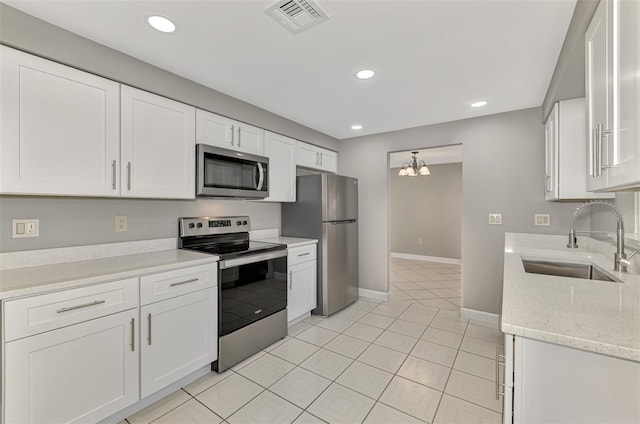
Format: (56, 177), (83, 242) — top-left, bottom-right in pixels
(502, 233), (640, 362)
(254, 236), (317, 248)
(0, 249), (217, 300)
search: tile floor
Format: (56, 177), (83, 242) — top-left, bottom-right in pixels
(123, 258), (504, 424)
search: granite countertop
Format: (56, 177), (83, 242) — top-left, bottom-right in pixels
(256, 236), (318, 248)
(502, 233), (640, 362)
(0, 249), (218, 300)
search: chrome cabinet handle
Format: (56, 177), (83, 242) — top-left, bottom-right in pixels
(298, 252), (310, 257)
(169, 278), (199, 287)
(147, 313), (152, 345)
(57, 299), (106, 314)
(597, 123), (603, 177)
(289, 270), (293, 290)
(127, 162), (132, 190)
(112, 160), (117, 189)
(130, 318), (135, 352)
(591, 127), (597, 178)
(230, 124), (235, 146)
(238, 127), (241, 147)
(495, 347), (506, 399)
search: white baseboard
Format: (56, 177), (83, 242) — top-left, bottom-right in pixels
(390, 252), (461, 265)
(359, 288), (389, 301)
(460, 308), (499, 324)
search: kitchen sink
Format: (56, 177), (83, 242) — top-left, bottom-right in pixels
(521, 258), (620, 282)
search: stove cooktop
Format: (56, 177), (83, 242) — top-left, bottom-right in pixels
(183, 240), (285, 260)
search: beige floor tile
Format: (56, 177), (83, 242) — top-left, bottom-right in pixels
(264, 335), (291, 352)
(421, 327), (463, 349)
(269, 338), (319, 365)
(352, 299), (382, 312)
(308, 383), (375, 424)
(391, 282), (423, 290)
(127, 389), (191, 424)
(429, 317), (468, 335)
(433, 394), (502, 424)
(300, 348), (353, 380)
(460, 336), (501, 360)
(293, 411), (327, 424)
(270, 367), (332, 409)
(387, 319), (427, 338)
(343, 322), (385, 342)
(397, 355), (451, 391)
(419, 298), (459, 310)
(416, 281), (453, 290)
(374, 330), (419, 354)
(335, 361), (394, 400)
(152, 398), (223, 424)
(379, 376), (442, 423)
(237, 353), (296, 387)
(196, 374), (264, 419)
(295, 326), (340, 347)
(304, 315), (326, 325)
(371, 303), (410, 318)
(323, 334), (370, 359)
(183, 369), (233, 396)
(405, 289), (441, 300)
(465, 325), (503, 344)
(398, 308), (437, 326)
(357, 344), (407, 373)
(445, 370), (503, 413)
(315, 316), (354, 332)
(447, 297), (462, 307)
(436, 309), (469, 323)
(430, 288), (462, 298)
(231, 351), (267, 371)
(227, 390), (302, 424)
(358, 312), (395, 329)
(453, 351), (496, 381)
(333, 306), (369, 322)
(363, 402), (426, 424)
(469, 319), (500, 330)
(288, 321), (312, 337)
(389, 291), (413, 300)
(411, 340), (458, 367)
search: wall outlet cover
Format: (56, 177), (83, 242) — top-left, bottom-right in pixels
(12, 219), (39, 238)
(115, 215), (128, 232)
(489, 213), (502, 225)
(535, 214), (551, 226)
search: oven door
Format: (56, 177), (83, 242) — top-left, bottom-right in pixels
(218, 250), (287, 337)
(197, 144), (269, 199)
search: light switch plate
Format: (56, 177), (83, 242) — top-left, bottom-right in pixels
(489, 213), (502, 225)
(12, 219), (39, 238)
(535, 214), (550, 226)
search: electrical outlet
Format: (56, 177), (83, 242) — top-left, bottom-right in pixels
(418, 238), (423, 245)
(489, 213), (502, 225)
(12, 219), (39, 238)
(115, 215), (128, 232)
(535, 214), (551, 226)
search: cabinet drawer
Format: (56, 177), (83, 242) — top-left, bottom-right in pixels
(287, 244), (317, 266)
(140, 263), (217, 305)
(4, 277), (139, 341)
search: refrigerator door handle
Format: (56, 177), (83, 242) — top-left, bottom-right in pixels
(326, 219), (357, 224)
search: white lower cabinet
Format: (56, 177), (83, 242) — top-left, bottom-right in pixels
(503, 334), (640, 423)
(287, 244), (317, 322)
(140, 288), (217, 398)
(5, 309), (139, 424)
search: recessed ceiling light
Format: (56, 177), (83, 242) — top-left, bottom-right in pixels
(148, 15), (176, 33)
(356, 69), (375, 80)
(351, 124), (363, 130)
(471, 101), (487, 108)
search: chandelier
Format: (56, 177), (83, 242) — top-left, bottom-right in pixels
(398, 151), (430, 176)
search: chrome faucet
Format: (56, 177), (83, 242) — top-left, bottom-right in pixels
(567, 201), (636, 272)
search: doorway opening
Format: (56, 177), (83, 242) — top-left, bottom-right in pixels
(387, 145), (463, 310)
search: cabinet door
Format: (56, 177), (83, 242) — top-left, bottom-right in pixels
(5, 309), (139, 424)
(140, 288), (217, 398)
(288, 260), (317, 322)
(236, 123), (265, 156)
(121, 86), (195, 199)
(196, 109), (235, 150)
(264, 131), (296, 202)
(318, 148), (338, 173)
(544, 104), (558, 200)
(585, 0), (614, 191)
(296, 141), (321, 169)
(0, 46), (120, 196)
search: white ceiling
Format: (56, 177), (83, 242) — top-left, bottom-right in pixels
(390, 145), (462, 168)
(6, 0), (576, 140)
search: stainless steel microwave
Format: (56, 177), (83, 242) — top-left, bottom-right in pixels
(196, 144), (269, 199)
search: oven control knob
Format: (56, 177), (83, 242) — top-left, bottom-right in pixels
(237, 220), (242, 225)
(196, 223), (203, 228)
(188, 223), (195, 229)
(243, 220), (248, 225)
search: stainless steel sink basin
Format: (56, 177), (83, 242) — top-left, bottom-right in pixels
(521, 259), (619, 282)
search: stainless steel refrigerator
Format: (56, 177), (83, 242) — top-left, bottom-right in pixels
(282, 174), (359, 316)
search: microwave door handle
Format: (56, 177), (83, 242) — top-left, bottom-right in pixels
(256, 163), (265, 190)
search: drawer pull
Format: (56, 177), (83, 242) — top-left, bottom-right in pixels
(56, 299), (106, 314)
(297, 252), (311, 257)
(147, 313), (152, 345)
(131, 318), (135, 352)
(169, 278), (199, 287)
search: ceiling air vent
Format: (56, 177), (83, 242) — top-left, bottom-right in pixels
(266, 0), (330, 35)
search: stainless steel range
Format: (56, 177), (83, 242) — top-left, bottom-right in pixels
(178, 216), (287, 372)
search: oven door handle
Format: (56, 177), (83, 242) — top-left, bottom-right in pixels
(219, 249), (287, 269)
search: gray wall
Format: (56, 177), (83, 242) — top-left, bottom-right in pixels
(339, 107), (587, 314)
(0, 196), (280, 252)
(389, 163), (462, 259)
(0, 3), (337, 151)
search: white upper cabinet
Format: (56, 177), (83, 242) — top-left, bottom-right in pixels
(586, 0), (640, 191)
(121, 86), (196, 199)
(196, 109), (264, 156)
(264, 131), (296, 202)
(296, 141), (338, 173)
(545, 99), (613, 201)
(0, 46), (121, 196)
